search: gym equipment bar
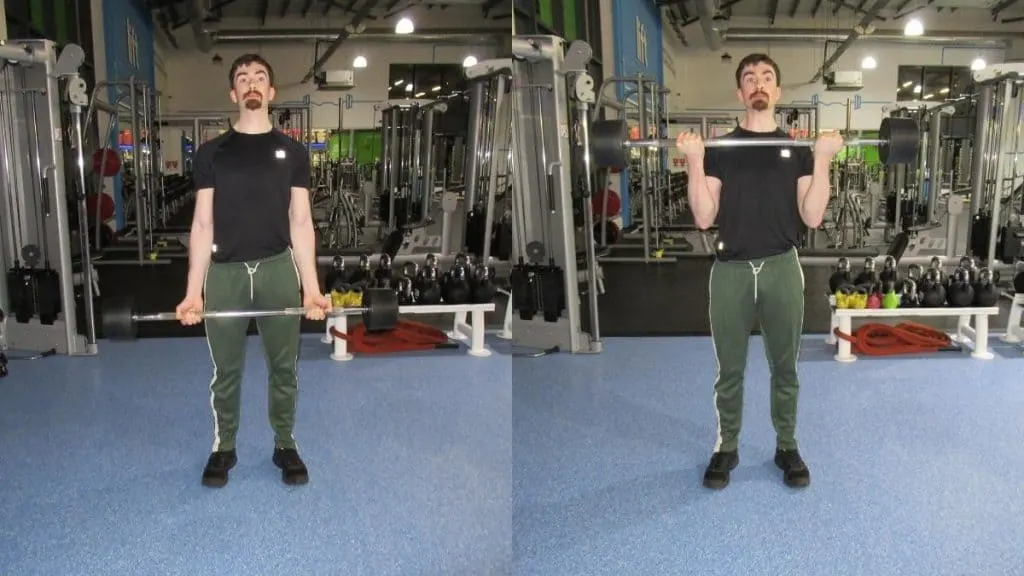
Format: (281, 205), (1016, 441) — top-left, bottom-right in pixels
(590, 117), (921, 169)
(102, 289), (401, 340)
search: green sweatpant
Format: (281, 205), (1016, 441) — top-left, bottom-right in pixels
(709, 247), (805, 453)
(204, 249), (302, 452)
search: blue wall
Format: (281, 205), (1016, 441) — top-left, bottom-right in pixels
(611, 0), (663, 228)
(103, 0), (156, 230)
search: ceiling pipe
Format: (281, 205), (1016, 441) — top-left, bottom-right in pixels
(722, 27), (1022, 45)
(808, 0), (891, 83)
(301, 0), (379, 83)
(187, 0), (214, 53)
(694, 0), (724, 51)
(213, 28), (507, 44)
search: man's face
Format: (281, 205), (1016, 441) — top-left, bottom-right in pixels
(230, 62), (275, 111)
(736, 62), (780, 112)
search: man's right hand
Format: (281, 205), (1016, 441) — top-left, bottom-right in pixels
(176, 294), (204, 326)
(676, 132), (705, 159)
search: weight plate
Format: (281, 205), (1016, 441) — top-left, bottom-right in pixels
(102, 296), (138, 340)
(525, 241), (546, 263)
(20, 245), (40, 268)
(878, 117), (919, 166)
(362, 288), (400, 332)
(590, 119), (631, 170)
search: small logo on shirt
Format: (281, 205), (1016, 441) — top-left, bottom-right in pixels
(275, 149), (287, 159)
(780, 148), (791, 158)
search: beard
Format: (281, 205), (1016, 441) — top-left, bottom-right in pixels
(749, 92), (770, 111)
(243, 91), (263, 110)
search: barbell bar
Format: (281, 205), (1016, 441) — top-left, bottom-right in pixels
(101, 288), (400, 340)
(589, 116), (921, 170)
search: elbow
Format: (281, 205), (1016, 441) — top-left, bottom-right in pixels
(802, 213), (823, 229)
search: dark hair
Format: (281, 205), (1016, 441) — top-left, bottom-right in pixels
(228, 53), (275, 88)
(735, 53), (780, 88)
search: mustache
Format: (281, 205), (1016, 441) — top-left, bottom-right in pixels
(749, 91), (768, 99)
(244, 90), (262, 99)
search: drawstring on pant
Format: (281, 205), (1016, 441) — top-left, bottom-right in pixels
(244, 262), (260, 301)
(748, 262), (764, 303)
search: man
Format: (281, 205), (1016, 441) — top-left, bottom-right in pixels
(676, 54), (842, 489)
(176, 54), (331, 488)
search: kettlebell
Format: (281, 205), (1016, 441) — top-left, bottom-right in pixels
(417, 263), (443, 305)
(349, 254), (372, 287)
(959, 256), (978, 284)
(972, 267), (1000, 307)
(901, 278), (920, 308)
(947, 267), (975, 307)
(867, 291), (882, 309)
(879, 255), (899, 287)
(850, 287), (869, 309)
(471, 262), (498, 303)
(442, 264), (472, 304)
(374, 254), (394, 289)
(829, 257), (853, 294)
(325, 256), (348, 293)
(882, 286), (900, 308)
(854, 257), (878, 286)
(928, 256), (946, 286)
(920, 269), (947, 307)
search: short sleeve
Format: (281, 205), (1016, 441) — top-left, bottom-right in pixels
(704, 148), (723, 181)
(193, 142), (215, 190)
(290, 143), (311, 189)
(797, 146), (815, 178)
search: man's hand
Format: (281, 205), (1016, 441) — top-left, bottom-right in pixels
(303, 291), (332, 321)
(813, 130), (844, 160)
(676, 132), (704, 160)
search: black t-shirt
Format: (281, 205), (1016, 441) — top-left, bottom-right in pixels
(193, 128), (311, 263)
(704, 126), (815, 261)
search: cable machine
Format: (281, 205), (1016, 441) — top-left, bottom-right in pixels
(510, 36), (602, 354)
(0, 40), (97, 356)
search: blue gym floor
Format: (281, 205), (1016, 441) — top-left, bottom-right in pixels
(0, 334), (512, 576)
(513, 336), (1024, 576)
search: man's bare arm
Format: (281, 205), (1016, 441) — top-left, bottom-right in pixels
(185, 188), (214, 297)
(289, 186), (320, 293)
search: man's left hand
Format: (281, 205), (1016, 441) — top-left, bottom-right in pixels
(813, 130), (844, 159)
(303, 292), (332, 321)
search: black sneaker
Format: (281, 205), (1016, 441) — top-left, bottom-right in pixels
(774, 448), (810, 488)
(272, 447), (309, 485)
(201, 449), (237, 488)
(702, 450), (739, 489)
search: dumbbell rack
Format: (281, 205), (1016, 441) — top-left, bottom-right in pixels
(322, 302), (496, 361)
(825, 304), (1000, 362)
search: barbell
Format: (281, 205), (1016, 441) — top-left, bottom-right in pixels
(101, 288), (400, 340)
(590, 116), (921, 169)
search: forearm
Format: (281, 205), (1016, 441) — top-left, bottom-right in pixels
(186, 224), (213, 297)
(800, 157), (833, 228)
(686, 161), (717, 229)
(290, 220), (320, 293)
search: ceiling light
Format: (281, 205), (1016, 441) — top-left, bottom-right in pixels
(861, 56), (877, 70)
(405, 84), (413, 92)
(393, 79), (404, 86)
(922, 93), (934, 99)
(902, 81), (913, 88)
(913, 84), (922, 93)
(431, 85), (441, 92)
(353, 55), (367, 68)
(971, 58), (986, 71)
(939, 87), (950, 94)
(463, 55), (478, 67)
(415, 92), (425, 97)
(395, 17), (414, 34)
(904, 18), (923, 36)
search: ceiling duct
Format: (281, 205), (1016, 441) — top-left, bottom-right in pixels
(808, 0), (891, 83)
(721, 27), (1021, 46)
(187, 0), (214, 53)
(212, 28), (507, 45)
(695, 0), (724, 51)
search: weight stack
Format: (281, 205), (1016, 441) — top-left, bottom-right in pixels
(34, 268), (61, 325)
(9, 266), (36, 323)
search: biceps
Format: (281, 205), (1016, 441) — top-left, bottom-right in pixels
(192, 188), (214, 228)
(289, 187), (312, 223)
